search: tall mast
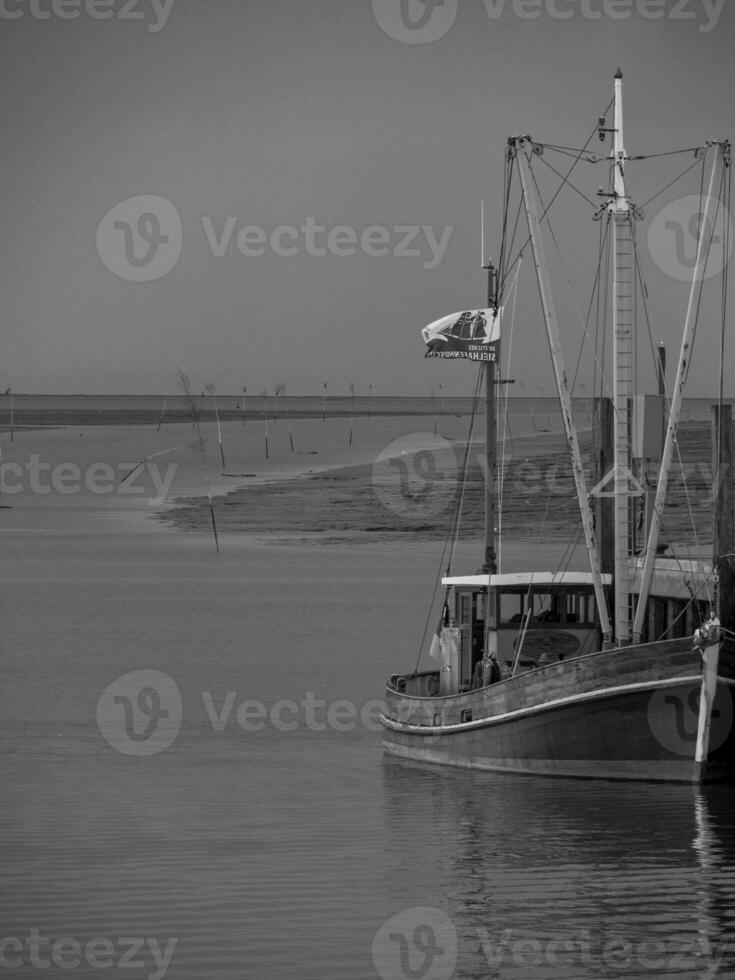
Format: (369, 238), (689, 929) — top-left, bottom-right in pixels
(482, 260), (498, 575)
(610, 68), (634, 646)
(513, 137), (613, 643)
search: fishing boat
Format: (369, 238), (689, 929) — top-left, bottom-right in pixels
(380, 71), (735, 783)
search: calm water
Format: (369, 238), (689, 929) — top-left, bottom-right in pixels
(2, 418), (735, 980)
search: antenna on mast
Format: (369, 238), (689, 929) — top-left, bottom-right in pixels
(481, 197), (485, 268)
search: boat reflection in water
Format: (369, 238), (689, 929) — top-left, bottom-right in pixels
(377, 760), (735, 979)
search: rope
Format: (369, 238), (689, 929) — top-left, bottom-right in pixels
(535, 152), (599, 208)
(715, 159), (731, 568)
(414, 374), (483, 671)
(639, 154), (704, 212)
(634, 146), (705, 161)
(628, 211), (705, 585)
(528, 160), (614, 404)
(449, 368), (484, 556)
(497, 160), (525, 301)
(502, 101), (613, 290)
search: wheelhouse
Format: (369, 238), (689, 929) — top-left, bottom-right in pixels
(445, 571), (610, 690)
(387, 558), (716, 700)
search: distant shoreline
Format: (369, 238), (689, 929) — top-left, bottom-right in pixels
(1, 394), (731, 431)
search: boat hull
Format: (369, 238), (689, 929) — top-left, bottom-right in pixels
(381, 638), (735, 783)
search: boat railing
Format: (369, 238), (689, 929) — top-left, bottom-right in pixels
(388, 671), (440, 698)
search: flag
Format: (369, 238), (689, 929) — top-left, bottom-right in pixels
(422, 308), (501, 361)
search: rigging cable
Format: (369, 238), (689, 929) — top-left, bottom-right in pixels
(638, 156), (706, 212)
(499, 96), (614, 296)
(528, 158), (615, 404)
(629, 214), (708, 594)
(414, 371), (483, 671)
(497, 258), (523, 571)
(450, 368), (485, 558)
(535, 153), (599, 208)
(571, 211), (614, 399)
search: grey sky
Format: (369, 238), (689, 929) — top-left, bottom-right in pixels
(2, 0), (733, 395)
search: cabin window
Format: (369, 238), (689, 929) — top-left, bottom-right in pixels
(529, 592), (559, 622)
(564, 593), (580, 623)
(496, 587), (598, 628)
(500, 591), (525, 623)
(461, 709), (473, 723)
(669, 599), (688, 638)
(485, 592), (496, 629)
(475, 593), (486, 621)
(649, 597), (668, 641)
(562, 591), (596, 626)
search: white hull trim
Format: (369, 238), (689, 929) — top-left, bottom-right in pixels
(381, 673), (703, 735)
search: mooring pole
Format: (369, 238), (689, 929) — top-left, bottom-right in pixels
(483, 260), (498, 576)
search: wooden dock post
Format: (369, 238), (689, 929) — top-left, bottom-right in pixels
(713, 404), (734, 629)
(594, 397), (615, 576)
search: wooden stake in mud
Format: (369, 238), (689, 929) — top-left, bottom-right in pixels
(156, 395), (167, 432)
(348, 382), (355, 446)
(204, 383), (226, 469)
(177, 369), (220, 553)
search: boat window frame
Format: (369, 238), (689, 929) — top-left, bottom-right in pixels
(493, 585), (599, 629)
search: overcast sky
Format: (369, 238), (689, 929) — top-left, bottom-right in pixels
(2, 0), (733, 396)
